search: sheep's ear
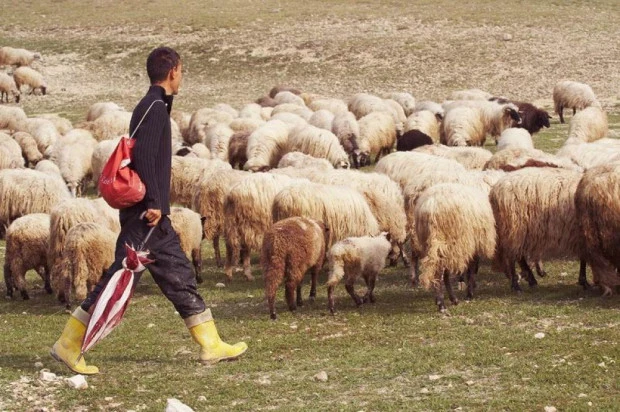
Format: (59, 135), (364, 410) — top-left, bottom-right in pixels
(200, 216), (207, 223)
(547, 114), (553, 119)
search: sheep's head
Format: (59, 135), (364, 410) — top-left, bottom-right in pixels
(504, 104), (521, 125)
(335, 157), (350, 169)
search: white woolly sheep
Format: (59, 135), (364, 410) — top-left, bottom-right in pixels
(348, 93), (389, 119)
(0, 105), (27, 130)
(213, 103), (239, 118)
(86, 101), (125, 122)
(277, 151), (334, 170)
(387, 92), (416, 117)
(170, 109), (192, 141)
(404, 110), (441, 141)
(308, 109), (335, 131)
(0, 132), (25, 169)
(553, 80), (600, 124)
(271, 103), (313, 121)
(413, 144), (492, 170)
(192, 168), (249, 267)
(35, 159), (62, 179)
(331, 111), (361, 166)
(383, 98), (407, 133)
(3, 213), (51, 300)
(272, 180), (380, 246)
(448, 88), (493, 101)
(229, 117), (265, 134)
(270, 112), (307, 129)
(484, 147), (582, 172)
(274, 91), (306, 107)
(375, 151), (467, 189)
(414, 101), (444, 118)
(59, 222), (116, 308)
(56, 132), (98, 196)
(223, 173), (299, 282)
(496, 127), (534, 151)
(357, 111), (397, 165)
(0, 47), (41, 67)
(285, 124), (350, 169)
(326, 232), (392, 313)
(575, 163), (620, 295)
(490, 168), (589, 292)
(12, 131), (42, 166)
(244, 120), (290, 172)
(565, 106), (608, 144)
(15, 118), (60, 153)
(239, 103), (264, 119)
(171, 155), (232, 207)
(262, 216), (329, 319)
(555, 140), (620, 170)
(84, 110), (132, 141)
(13, 66), (47, 95)
(441, 101), (520, 146)
(37, 114), (73, 136)
(308, 98), (349, 115)
(415, 183), (496, 311)
(169, 207), (205, 284)
(186, 108), (234, 145)
(205, 123), (234, 161)
(0, 72), (20, 103)
(0, 168), (70, 235)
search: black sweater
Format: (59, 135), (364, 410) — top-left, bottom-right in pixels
(121, 85), (173, 218)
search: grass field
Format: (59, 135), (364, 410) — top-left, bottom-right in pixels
(1, 1), (619, 411)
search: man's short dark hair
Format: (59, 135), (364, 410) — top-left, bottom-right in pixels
(146, 47), (181, 84)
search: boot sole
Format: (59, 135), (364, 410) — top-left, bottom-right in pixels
(50, 347), (100, 375)
(200, 346), (248, 365)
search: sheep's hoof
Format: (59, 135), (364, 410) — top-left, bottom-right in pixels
(538, 271), (548, 278)
(245, 275), (255, 282)
(579, 280), (592, 290)
(450, 298), (459, 306)
(465, 293), (474, 301)
(195, 275), (204, 284)
(21, 292), (30, 300)
(270, 313), (277, 320)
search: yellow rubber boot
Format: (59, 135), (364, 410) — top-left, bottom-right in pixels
(50, 307), (99, 375)
(185, 309), (248, 364)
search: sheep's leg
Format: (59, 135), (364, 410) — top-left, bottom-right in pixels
(410, 250), (420, 287)
(465, 257), (479, 300)
(345, 282), (363, 307)
(11, 264), (29, 300)
(285, 281), (297, 312)
(242, 246), (254, 281)
(327, 285), (336, 314)
(578, 259), (590, 290)
(508, 260), (522, 292)
(434, 273), (447, 312)
(444, 270), (458, 306)
(559, 106), (565, 124)
(399, 242), (411, 268)
(518, 257), (538, 287)
(535, 261), (547, 278)
(366, 275), (376, 303)
(4, 262), (14, 298)
(308, 265), (319, 302)
(268, 292), (277, 320)
(296, 284), (303, 307)
(572, 108), (576, 116)
(224, 240), (236, 283)
(43, 266), (52, 294)
(192, 248), (203, 284)
(213, 235), (222, 268)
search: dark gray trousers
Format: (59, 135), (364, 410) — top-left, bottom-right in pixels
(81, 210), (206, 318)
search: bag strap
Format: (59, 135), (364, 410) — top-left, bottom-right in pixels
(129, 99), (165, 139)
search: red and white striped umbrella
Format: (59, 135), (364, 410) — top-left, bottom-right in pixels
(79, 227), (155, 358)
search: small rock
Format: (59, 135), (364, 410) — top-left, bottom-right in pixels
(197, 396), (207, 402)
(502, 33), (513, 41)
(166, 398), (195, 412)
(429, 374), (442, 381)
(560, 272), (568, 277)
(147, 323), (155, 328)
(39, 370), (57, 382)
(34, 362), (44, 368)
(544, 407), (557, 412)
(104, 397), (114, 401)
(22, 311), (27, 315)
(65, 374), (88, 390)
(420, 388), (430, 394)
(588, 402), (593, 406)
(598, 362), (606, 368)
(314, 371), (328, 382)
(466, 380), (475, 386)
(215, 283), (226, 288)
(257, 376), (271, 385)
(534, 332), (545, 339)
(578, 393), (587, 398)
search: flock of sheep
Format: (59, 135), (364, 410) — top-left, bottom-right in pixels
(0, 46), (47, 103)
(1, 46), (619, 317)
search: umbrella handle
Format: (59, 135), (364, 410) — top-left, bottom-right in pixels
(138, 225), (156, 252)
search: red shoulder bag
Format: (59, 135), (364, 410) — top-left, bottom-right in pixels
(98, 100), (163, 209)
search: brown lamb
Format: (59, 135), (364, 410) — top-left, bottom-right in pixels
(261, 216), (329, 320)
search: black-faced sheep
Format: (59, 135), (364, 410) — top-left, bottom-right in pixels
(262, 216), (329, 320)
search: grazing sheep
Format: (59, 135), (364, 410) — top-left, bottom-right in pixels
(205, 123), (234, 161)
(0, 132), (25, 169)
(84, 110), (132, 141)
(404, 110), (441, 141)
(574, 163), (620, 295)
(86, 101), (125, 122)
(37, 114), (73, 136)
(448, 88), (493, 101)
(12, 131), (42, 166)
(277, 151), (334, 170)
(270, 112), (307, 129)
(192, 169), (248, 267)
(441, 101), (520, 146)
(415, 183), (496, 311)
(244, 120), (290, 172)
(490, 168), (588, 292)
(0, 72), (20, 103)
(48, 197), (120, 303)
(496, 127), (534, 151)
(271, 103), (313, 121)
(3, 213), (51, 300)
(90, 137), (120, 187)
(213, 103), (239, 118)
(357, 111), (397, 165)
(170, 109), (191, 141)
(348, 93), (389, 120)
(274, 91), (306, 107)
(285, 124), (350, 169)
(0, 47), (40, 67)
(256, 95), (278, 108)
(190, 142), (211, 159)
(262, 217), (329, 319)
(239, 103), (264, 119)
(223, 173), (299, 282)
(553, 80), (600, 124)
(171, 156), (232, 207)
(396, 130), (434, 151)
(272, 180), (380, 246)
(308, 109), (335, 131)
(556, 140), (620, 170)
(326, 233), (392, 314)
(229, 117), (265, 134)
(413, 144), (493, 170)
(169, 207), (205, 284)
(387, 92), (416, 116)
(308, 98), (349, 115)
(375, 151), (466, 189)
(414, 101), (444, 118)
(15, 118), (60, 153)
(513, 102), (551, 135)
(0, 169), (70, 234)
(53, 130), (98, 196)
(565, 106), (608, 144)
(485, 147), (582, 172)
(186, 108), (234, 145)
(227, 131), (250, 169)
(269, 85), (302, 98)
(59, 222), (116, 308)
(13, 66), (47, 95)
(0, 105), (27, 130)
(331, 111), (360, 166)
(35, 159), (62, 179)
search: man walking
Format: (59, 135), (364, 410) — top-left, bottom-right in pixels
(51, 47), (247, 374)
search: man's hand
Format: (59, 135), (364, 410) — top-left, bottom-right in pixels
(145, 209), (162, 227)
